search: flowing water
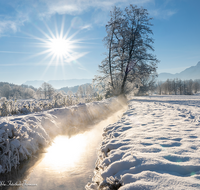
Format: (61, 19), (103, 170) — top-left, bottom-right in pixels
(0, 108), (125, 190)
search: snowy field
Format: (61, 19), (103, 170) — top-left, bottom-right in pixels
(0, 97), (126, 174)
(86, 95), (200, 189)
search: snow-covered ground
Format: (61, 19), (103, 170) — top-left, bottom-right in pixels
(86, 95), (200, 190)
(0, 96), (92, 116)
(0, 97), (126, 174)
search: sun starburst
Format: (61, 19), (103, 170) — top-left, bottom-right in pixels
(48, 38), (71, 56)
(25, 16), (89, 68)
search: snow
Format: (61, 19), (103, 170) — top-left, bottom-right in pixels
(86, 95), (200, 190)
(0, 97), (126, 174)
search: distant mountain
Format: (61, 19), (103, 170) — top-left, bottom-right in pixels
(158, 61), (200, 81)
(48, 79), (92, 89)
(23, 79), (92, 89)
(23, 80), (45, 88)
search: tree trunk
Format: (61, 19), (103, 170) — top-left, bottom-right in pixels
(109, 27), (115, 90)
(120, 61), (130, 94)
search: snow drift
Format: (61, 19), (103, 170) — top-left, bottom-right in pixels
(0, 96), (126, 174)
(86, 95), (200, 190)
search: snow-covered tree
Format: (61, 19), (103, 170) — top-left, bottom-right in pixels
(94, 5), (158, 96)
(41, 82), (54, 99)
(1, 84), (11, 99)
(192, 80), (200, 93)
(77, 86), (84, 98)
(47, 83), (55, 99)
(36, 87), (43, 99)
(41, 82), (48, 99)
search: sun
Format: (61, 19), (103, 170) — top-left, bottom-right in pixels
(25, 17), (89, 67)
(47, 38), (72, 57)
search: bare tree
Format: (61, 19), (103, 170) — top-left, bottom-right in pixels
(188, 79), (193, 95)
(137, 73), (157, 95)
(176, 79), (183, 95)
(192, 80), (200, 93)
(86, 84), (94, 101)
(157, 79), (200, 95)
(36, 87), (43, 99)
(40, 82), (55, 99)
(12, 86), (22, 99)
(94, 5), (158, 96)
(77, 86), (84, 98)
(41, 82), (48, 99)
(47, 83), (55, 99)
(24, 88), (36, 99)
(67, 90), (73, 105)
(1, 84), (11, 99)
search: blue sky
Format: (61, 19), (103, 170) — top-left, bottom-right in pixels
(0, 0), (200, 85)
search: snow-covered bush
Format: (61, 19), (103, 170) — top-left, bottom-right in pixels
(0, 96), (126, 174)
(0, 91), (104, 117)
(0, 120), (49, 173)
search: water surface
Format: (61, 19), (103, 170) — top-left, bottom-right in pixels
(1, 109), (125, 190)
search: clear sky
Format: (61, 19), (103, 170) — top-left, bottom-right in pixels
(0, 0), (200, 85)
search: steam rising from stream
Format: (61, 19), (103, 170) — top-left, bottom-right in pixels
(0, 96), (127, 175)
(4, 105), (127, 190)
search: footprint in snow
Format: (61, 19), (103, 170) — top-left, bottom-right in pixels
(140, 142), (153, 146)
(189, 135), (198, 139)
(157, 137), (168, 140)
(160, 142), (181, 148)
(172, 137), (182, 141)
(190, 146), (198, 150)
(163, 155), (190, 162)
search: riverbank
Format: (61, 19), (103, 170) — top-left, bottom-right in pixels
(0, 108), (125, 190)
(86, 95), (200, 189)
(0, 96), (126, 174)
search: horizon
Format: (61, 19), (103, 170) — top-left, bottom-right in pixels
(9, 61), (200, 86)
(0, 0), (200, 84)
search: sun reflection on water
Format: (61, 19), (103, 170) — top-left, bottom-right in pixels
(43, 134), (87, 172)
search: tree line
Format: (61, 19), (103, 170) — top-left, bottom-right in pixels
(0, 82), (98, 100)
(156, 79), (200, 95)
(0, 82), (37, 99)
(0, 82), (102, 116)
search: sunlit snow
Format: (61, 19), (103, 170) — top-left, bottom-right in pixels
(87, 94), (200, 190)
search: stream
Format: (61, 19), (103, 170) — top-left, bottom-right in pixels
(0, 108), (125, 190)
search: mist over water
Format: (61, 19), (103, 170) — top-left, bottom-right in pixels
(0, 99), (127, 190)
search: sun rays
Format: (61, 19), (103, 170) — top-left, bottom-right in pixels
(23, 16), (90, 79)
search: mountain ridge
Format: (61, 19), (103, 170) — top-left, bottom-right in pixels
(158, 61), (200, 81)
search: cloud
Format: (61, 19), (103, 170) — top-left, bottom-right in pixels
(42, 0), (153, 16)
(0, 20), (17, 34)
(78, 66), (88, 71)
(148, 0), (177, 19)
(64, 52), (89, 63)
(149, 9), (177, 19)
(0, 18), (29, 35)
(0, 3), (29, 35)
(40, 0), (176, 25)
(81, 24), (92, 30)
(0, 0), (176, 35)
(0, 51), (31, 54)
(0, 63), (32, 66)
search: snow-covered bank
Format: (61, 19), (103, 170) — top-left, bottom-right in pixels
(0, 96), (126, 174)
(86, 95), (200, 190)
